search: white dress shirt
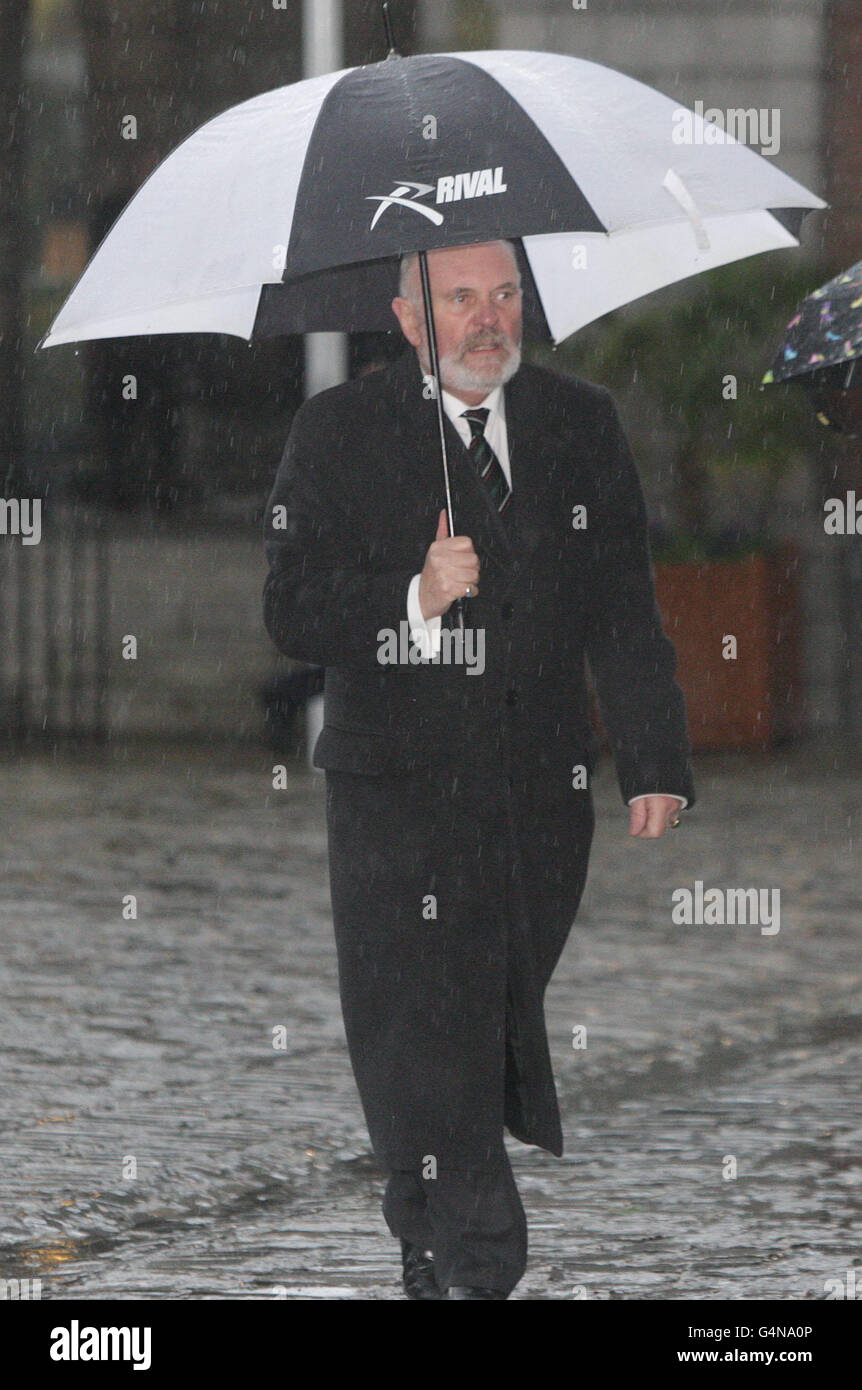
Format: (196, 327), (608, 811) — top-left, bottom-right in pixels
(404, 378), (687, 811)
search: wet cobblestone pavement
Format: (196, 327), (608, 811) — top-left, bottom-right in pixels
(1, 738), (860, 1299)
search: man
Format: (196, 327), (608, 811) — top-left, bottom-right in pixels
(262, 239), (695, 1300)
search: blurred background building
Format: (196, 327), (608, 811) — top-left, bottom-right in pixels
(1, 0), (859, 750)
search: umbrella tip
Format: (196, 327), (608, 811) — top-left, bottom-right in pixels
(382, 2), (399, 57)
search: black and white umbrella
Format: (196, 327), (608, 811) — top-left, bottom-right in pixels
(40, 44), (824, 349)
(40, 27), (826, 553)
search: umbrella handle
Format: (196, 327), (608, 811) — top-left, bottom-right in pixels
(417, 249), (466, 633)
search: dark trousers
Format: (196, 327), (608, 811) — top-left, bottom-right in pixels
(382, 1147), (528, 1295)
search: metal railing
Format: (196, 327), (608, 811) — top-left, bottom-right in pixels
(1, 502), (109, 745)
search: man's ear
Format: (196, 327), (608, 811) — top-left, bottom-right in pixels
(391, 296), (422, 349)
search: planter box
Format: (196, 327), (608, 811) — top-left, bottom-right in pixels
(587, 545), (804, 752)
(653, 545), (803, 751)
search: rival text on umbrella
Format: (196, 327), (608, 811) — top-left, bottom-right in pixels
(367, 167), (507, 229)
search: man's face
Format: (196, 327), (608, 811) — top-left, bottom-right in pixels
(391, 242), (523, 403)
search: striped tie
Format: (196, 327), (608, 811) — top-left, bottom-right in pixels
(461, 407), (512, 515)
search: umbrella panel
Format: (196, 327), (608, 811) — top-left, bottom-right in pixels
(802, 359), (862, 436)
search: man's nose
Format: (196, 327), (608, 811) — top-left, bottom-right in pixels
(473, 299), (501, 326)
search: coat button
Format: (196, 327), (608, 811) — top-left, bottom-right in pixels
(501, 601), (513, 621)
(505, 687), (518, 706)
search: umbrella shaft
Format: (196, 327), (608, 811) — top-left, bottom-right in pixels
(418, 249), (465, 632)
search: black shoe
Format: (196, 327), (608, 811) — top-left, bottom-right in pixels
(447, 1285), (509, 1299)
(401, 1239), (443, 1300)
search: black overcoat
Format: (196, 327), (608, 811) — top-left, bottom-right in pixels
(262, 348), (695, 1173)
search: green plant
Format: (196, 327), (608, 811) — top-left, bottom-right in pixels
(527, 252), (831, 551)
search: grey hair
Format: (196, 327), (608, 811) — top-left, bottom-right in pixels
(398, 240), (520, 305)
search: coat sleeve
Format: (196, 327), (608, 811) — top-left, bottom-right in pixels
(584, 389), (696, 809)
(262, 398), (417, 669)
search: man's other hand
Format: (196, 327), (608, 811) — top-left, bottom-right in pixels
(418, 509), (481, 620)
(629, 795), (684, 839)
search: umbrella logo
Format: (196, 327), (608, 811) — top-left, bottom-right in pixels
(366, 168), (508, 230)
(366, 180), (444, 230)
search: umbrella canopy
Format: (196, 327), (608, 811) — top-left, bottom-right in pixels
(762, 259), (862, 436)
(762, 259), (862, 385)
(39, 48), (826, 352)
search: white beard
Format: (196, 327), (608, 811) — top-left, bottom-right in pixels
(418, 337), (522, 395)
(440, 341), (522, 394)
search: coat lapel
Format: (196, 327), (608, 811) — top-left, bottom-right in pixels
(502, 364), (568, 563)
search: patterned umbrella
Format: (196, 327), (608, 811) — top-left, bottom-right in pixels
(762, 259), (862, 436)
